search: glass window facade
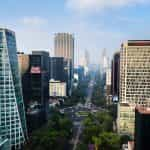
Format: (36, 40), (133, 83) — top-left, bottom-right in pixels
(0, 28), (27, 149)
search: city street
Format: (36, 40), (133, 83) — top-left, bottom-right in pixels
(61, 78), (102, 150)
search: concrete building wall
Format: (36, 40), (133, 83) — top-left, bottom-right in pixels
(18, 53), (30, 76)
(118, 40), (150, 135)
(54, 33), (74, 61)
(49, 80), (67, 97)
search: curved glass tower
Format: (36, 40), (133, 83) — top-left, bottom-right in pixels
(0, 28), (27, 149)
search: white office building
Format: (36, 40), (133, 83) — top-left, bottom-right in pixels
(49, 79), (67, 97)
(118, 40), (150, 135)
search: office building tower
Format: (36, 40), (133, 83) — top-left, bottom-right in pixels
(27, 51), (49, 131)
(118, 40), (150, 135)
(50, 57), (66, 82)
(0, 137), (11, 150)
(135, 106), (150, 150)
(54, 33), (74, 95)
(64, 59), (73, 96)
(50, 57), (71, 95)
(106, 68), (112, 104)
(85, 50), (90, 66)
(18, 51), (50, 133)
(18, 52), (30, 76)
(120, 40), (150, 104)
(111, 52), (120, 102)
(0, 28), (27, 149)
(17, 52), (30, 107)
(54, 33), (74, 61)
(79, 56), (88, 76)
(100, 48), (108, 73)
(30, 51), (50, 105)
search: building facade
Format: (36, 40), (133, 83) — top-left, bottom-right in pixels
(0, 28), (27, 149)
(117, 103), (135, 136)
(17, 52), (30, 108)
(30, 51), (50, 107)
(54, 33), (74, 96)
(111, 52), (120, 102)
(50, 57), (66, 82)
(27, 51), (50, 132)
(135, 106), (150, 150)
(106, 68), (112, 104)
(100, 48), (108, 74)
(49, 80), (67, 97)
(18, 52), (30, 76)
(17, 51), (50, 133)
(0, 137), (11, 150)
(118, 40), (150, 135)
(54, 33), (74, 61)
(50, 57), (72, 96)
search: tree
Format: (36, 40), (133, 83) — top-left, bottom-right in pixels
(76, 143), (88, 150)
(82, 111), (114, 144)
(92, 132), (120, 150)
(99, 132), (120, 150)
(91, 72), (106, 107)
(24, 112), (73, 150)
(95, 112), (113, 132)
(82, 125), (101, 144)
(120, 134), (131, 145)
(92, 136), (101, 150)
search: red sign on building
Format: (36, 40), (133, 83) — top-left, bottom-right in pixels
(30, 67), (41, 74)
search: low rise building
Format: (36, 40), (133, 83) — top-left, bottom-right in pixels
(49, 79), (67, 97)
(117, 103), (135, 136)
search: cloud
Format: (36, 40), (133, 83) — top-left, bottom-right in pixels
(21, 16), (48, 26)
(66, 0), (149, 13)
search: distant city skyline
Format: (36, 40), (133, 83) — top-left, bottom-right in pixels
(1, 0), (150, 63)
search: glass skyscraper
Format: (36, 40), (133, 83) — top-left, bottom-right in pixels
(0, 28), (27, 149)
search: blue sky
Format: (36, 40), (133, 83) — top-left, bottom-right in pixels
(1, 0), (150, 64)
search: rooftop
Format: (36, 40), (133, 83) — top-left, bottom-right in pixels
(128, 40), (150, 46)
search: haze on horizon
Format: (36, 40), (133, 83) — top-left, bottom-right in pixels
(1, 0), (150, 64)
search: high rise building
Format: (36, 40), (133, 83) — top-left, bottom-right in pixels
(100, 48), (108, 73)
(54, 33), (74, 96)
(54, 33), (74, 61)
(18, 51), (50, 133)
(18, 52), (30, 76)
(0, 28), (27, 149)
(50, 57), (66, 82)
(105, 68), (112, 104)
(17, 52), (30, 108)
(111, 52), (120, 102)
(84, 50), (90, 67)
(49, 57), (72, 96)
(27, 51), (50, 131)
(118, 40), (150, 135)
(30, 51), (50, 105)
(0, 137), (11, 150)
(135, 106), (150, 150)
